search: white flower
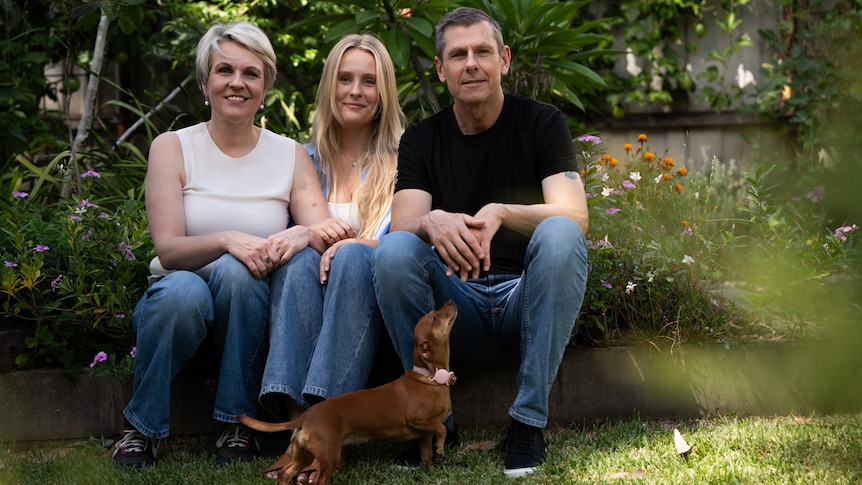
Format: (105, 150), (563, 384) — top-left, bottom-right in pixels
(629, 171), (642, 182)
(601, 172), (610, 182)
(654, 174), (663, 184)
(647, 271), (656, 283)
(682, 255), (695, 265)
(601, 187), (613, 197)
(625, 281), (637, 294)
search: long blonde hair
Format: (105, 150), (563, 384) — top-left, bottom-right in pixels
(311, 34), (404, 239)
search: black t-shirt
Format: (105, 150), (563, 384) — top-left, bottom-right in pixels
(396, 94), (577, 276)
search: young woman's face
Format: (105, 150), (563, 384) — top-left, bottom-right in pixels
(203, 40), (266, 121)
(335, 48), (379, 128)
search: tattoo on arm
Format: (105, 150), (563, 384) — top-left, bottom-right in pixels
(565, 171), (581, 181)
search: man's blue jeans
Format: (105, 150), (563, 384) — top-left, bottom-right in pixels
(371, 216), (587, 428)
(124, 254), (270, 439)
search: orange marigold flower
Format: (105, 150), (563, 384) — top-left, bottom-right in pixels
(661, 157), (675, 170)
(623, 143), (633, 152)
(681, 220), (690, 228)
(662, 173), (672, 181)
(677, 167), (687, 176)
(637, 134), (647, 142)
(675, 183), (683, 193)
(610, 158), (619, 167)
(644, 152), (655, 162)
(601, 153), (612, 162)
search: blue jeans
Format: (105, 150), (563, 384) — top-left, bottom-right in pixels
(260, 245), (382, 415)
(124, 254), (270, 439)
(371, 216), (587, 428)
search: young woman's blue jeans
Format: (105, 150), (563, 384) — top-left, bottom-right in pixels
(371, 216), (588, 428)
(123, 254), (270, 439)
(260, 244), (382, 415)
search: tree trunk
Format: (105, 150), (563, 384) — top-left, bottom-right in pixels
(63, 10), (111, 198)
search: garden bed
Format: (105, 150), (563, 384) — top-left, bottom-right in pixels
(3, 340), (861, 443)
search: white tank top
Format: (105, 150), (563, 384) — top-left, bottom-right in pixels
(328, 201), (360, 232)
(149, 122), (296, 279)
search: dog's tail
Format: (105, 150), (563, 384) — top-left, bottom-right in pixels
(238, 414), (300, 433)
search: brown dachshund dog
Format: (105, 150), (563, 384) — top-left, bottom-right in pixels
(240, 300), (458, 485)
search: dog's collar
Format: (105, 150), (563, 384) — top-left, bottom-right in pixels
(413, 365), (457, 386)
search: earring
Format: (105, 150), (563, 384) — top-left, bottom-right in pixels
(260, 103), (265, 110)
(204, 97), (210, 106)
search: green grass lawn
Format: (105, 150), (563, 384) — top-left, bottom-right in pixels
(2, 413), (861, 484)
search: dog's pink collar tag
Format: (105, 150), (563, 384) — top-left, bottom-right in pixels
(433, 368), (456, 386)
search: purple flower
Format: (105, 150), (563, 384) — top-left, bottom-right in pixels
(89, 351), (108, 368)
(12, 191), (28, 198)
(81, 228), (94, 240)
(600, 280), (612, 289)
(81, 170), (101, 179)
(130, 347), (137, 358)
(833, 224), (859, 241)
(33, 245), (49, 252)
(5, 261), (17, 267)
(806, 186), (825, 203)
(69, 215), (81, 221)
(115, 313), (125, 319)
(50, 274), (63, 292)
(77, 199), (98, 209)
(118, 241), (136, 261)
(605, 207), (621, 215)
(577, 134), (602, 145)
(622, 180), (637, 190)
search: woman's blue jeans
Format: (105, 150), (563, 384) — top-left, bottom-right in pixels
(371, 216), (588, 428)
(123, 254), (270, 439)
(260, 245), (382, 415)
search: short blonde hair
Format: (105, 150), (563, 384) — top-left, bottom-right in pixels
(311, 34), (404, 239)
(196, 21), (277, 92)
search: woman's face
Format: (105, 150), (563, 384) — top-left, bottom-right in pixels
(335, 48), (379, 129)
(203, 40), (266, 122)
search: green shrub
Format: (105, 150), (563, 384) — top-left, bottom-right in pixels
(0, 171), (151, 375)
(574, 133), (859, 347)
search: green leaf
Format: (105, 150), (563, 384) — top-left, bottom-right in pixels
(325, 20), (358, 43)
(386, 27), (411, 68)
(404, 16), (433, 39)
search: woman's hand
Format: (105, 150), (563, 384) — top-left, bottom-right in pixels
(266, 225), (322, 265)
(226, 231), (279, 279)
(318, 238), (353, 283)
(310, 218), (356, 248)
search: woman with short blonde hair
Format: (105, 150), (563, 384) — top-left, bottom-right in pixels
(113, 21), (347, 468)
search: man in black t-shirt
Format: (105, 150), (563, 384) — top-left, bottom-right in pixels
(372, 7), (589, 478)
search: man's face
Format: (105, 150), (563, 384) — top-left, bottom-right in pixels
(435, 21), (510, 106)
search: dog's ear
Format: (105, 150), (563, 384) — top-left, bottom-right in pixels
(421, 340), (433, 360)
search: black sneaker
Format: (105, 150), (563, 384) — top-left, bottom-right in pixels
(215, 423), (261, 465)
(393, 420), (459, 469)
(112, 425), (158, 468)
(502, 419), (547, 478)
